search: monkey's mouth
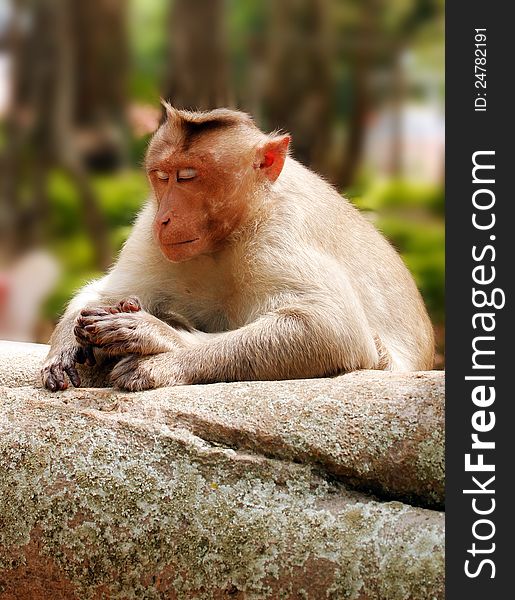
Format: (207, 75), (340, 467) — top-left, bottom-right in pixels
(168, 238), (200, 246)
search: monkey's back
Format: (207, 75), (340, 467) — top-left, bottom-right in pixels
(271, 159), (434, 370)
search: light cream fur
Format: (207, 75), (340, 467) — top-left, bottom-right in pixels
(42, 107), (434, 391)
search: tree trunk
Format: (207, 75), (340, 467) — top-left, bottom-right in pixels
(388, 45), (406, 178)
(0, 0), (26, 260)
(264, 0), (334, 177)
(333, 2), (377, 191)
(70, 0), (129, 171)
(0, 0), (116, 270)
(163, 0), (231, 111)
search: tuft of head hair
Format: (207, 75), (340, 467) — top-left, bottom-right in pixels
(161, 100), (255, 130)
(146, 102), (268, 166)
(157, 101), (260, 151)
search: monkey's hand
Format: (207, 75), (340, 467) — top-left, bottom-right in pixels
(109, 352), (188, 391)
(41, 344), (96, 391)
(74, 300), (184, 357)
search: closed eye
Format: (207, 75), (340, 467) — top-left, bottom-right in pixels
(155, 170), (169, 181)
(177, 168), (197, 181)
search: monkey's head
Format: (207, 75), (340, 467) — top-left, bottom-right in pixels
(145, 103), (290, 263)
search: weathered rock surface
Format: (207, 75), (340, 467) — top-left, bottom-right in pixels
(0, 341), (445, 599)
(0, 341), (49, 388)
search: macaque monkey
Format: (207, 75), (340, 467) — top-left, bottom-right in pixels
(42, 103), (434, 392)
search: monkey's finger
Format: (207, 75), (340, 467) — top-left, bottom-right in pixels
(86, 328), (137, 351)
(84, 320), (136, 336)
(64, 364), (81, 388)
(84, 324), (100, 335)
(75, 346), (87, 363)
(80, 308), (110, 317)
(76, 317), (92, 329)
(118, 297), (141, 312)
(77, 313), (112, 327)
(50, 363), (68, 391)
(76, 318), (115, 337)
(97, 321), (137, 334)
(74, 345), (96, 366)
(81, 326), (114, 347)
(43, 368), (57, 392)
(84, 346), (96, 366)
(74, 325), (92, 346)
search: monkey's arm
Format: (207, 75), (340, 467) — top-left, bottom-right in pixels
(42, 203), (173, 390)
(73, 304), (195, 357)
(43, 282), (196, 390)
(108, 298), (380, 391)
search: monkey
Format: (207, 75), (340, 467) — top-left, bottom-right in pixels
(41, 103), (434, 392)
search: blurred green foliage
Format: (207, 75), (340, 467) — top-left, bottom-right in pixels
(352, 179), (444, 324)
(129, 0), (168, 103)
(44, 170), (149, 318)
(354, 179), (444, 216)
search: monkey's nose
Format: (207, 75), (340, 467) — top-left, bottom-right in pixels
(161, 216), (171, 226)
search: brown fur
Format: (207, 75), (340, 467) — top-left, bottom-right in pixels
(41, 105), (434, 392)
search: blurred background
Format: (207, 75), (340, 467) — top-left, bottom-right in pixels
(0, 0), (444, 366)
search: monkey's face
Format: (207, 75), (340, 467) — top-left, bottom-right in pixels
(146, 107), (290, 263)
(148, 151), (250, 263)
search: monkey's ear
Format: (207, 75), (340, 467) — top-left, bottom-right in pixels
(161, 99), (181, 123)
(255, 134), (291, 182)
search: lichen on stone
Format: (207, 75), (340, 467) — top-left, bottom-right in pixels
(0, 344), (445, 599)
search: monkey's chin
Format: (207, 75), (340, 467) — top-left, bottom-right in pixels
(159, 239), (203, 263)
